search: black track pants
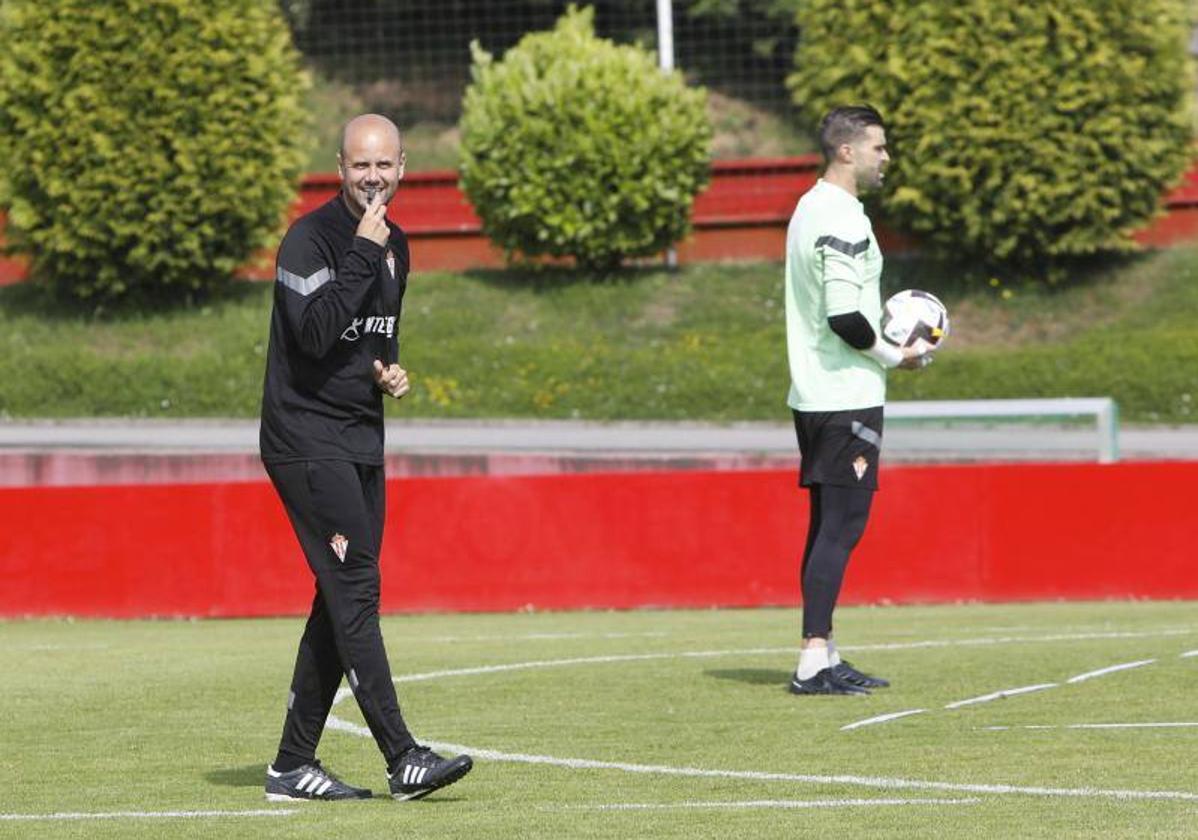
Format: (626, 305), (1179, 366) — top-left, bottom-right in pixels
(799, 482), (875, 639)
(265, 460), (415, 768)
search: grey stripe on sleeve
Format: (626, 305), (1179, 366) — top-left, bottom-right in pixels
(851, 420), (882, 448)
(276, 266), (333, 296)
(816, 235), (870, 257)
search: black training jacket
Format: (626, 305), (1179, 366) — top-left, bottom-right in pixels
(259, 195), (408, 465)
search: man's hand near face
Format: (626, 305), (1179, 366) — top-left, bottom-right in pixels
(356, 192), (390, 247)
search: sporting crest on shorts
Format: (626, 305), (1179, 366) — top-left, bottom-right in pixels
(852, 456), (869, 481)
(329, 533), (349, 563)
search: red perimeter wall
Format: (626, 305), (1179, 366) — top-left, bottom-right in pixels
(2, 460), (1193, 618)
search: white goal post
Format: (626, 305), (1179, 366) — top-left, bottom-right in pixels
(887, 397), (1120, 463)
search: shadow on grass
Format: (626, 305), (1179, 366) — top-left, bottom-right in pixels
(203, 763), (471, 803)
(0, 276), (270, 323)
(704, 667), (790, 687)
(205, 764), (267, 788)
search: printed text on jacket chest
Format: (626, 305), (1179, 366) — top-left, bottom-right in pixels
(340, 316), (396, 342)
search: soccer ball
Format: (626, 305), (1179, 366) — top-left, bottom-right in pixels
(881, 289), (950, 353)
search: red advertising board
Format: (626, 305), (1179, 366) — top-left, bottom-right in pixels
(2, 461), (1192, 617)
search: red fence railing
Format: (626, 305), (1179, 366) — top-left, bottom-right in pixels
(4, 156), (1198, 283)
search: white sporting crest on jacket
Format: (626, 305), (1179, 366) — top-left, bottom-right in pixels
(852, 456), (869, 480)
(329, 533), (349, 563)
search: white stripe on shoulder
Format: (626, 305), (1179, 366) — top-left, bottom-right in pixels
(276, 266), (333, 296)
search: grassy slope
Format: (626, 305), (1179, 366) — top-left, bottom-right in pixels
(882, 249), (1198, 421)
(1, 603), (1196, 839)
(1, 246), (1196, 422)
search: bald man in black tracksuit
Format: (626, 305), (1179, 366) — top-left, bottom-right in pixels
(259, 114), (471, 803)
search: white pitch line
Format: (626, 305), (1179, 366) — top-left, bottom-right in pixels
(0, 809), (297, 822)
(1067, 659), (1157, 684)
(324, 717), (1198, 802)
(431, 740), (1198, 803)
(984, 725), (1054, 731)
(379, 628), (1198, 689)
(846, 653), (1171, 731)
(844, 654), (1171, 731)
(420, 632), (670, 643)
(387, 648), (796, 685)
(1181, 650), (1198, 658)
(945, 683), (1058, 709)
(841, 709), (928, 731)
(984, 723), (1198, 732)
(840, 628), (1196, 654)
(325, 628), (1198, 804)
(544, 797), (982, 812)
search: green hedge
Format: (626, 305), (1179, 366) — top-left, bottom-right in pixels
(0, 0), (309, 302)
(787, 0), (1193, 277)
(458, 6), (712, 269)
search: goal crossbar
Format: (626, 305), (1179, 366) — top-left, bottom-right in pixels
(887, 397), (1120, 463)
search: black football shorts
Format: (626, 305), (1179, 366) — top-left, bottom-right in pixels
(792, 405), (884, 490)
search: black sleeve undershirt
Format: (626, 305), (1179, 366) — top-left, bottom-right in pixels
(827, 312), (877, 350)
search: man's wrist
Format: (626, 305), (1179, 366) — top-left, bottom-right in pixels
(864, 339), (904, 369)
(352, 235), (386, 255)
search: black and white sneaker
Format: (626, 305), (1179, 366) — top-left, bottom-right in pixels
(264, 760), (372, 802)
(388, 746), (473, 801)
(831, 660), (890, 689)
(788, 667), (870, 696)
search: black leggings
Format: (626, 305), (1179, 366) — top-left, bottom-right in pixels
(800, 482), (875, 639)
(266, 460), (416, 769)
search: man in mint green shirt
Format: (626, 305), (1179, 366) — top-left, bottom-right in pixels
(785, 105), (932, 696)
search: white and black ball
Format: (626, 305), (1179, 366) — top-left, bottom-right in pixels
(881, 289), (950, 354)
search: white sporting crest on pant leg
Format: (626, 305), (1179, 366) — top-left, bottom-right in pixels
(329, 533), (349, 562)
(853, 456), (869, 480)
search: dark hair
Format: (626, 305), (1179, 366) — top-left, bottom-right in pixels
(818, 105), (885, 162)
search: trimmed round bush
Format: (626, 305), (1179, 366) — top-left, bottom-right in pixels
(458, 6), (712, 270)
(787, 0), (1193, 277)
(0, 0), (309, 301)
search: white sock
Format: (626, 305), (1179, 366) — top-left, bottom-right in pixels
(796, 645), (830, 680)
(827, 639), (841, 667)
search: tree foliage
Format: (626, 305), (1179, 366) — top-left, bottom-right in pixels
(459, 6), (712, 269)
(0, 0), (309, 301)
(787, 0), (1193, 277)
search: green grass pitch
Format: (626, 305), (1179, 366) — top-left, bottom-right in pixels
(2, 601), (1196, 839)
